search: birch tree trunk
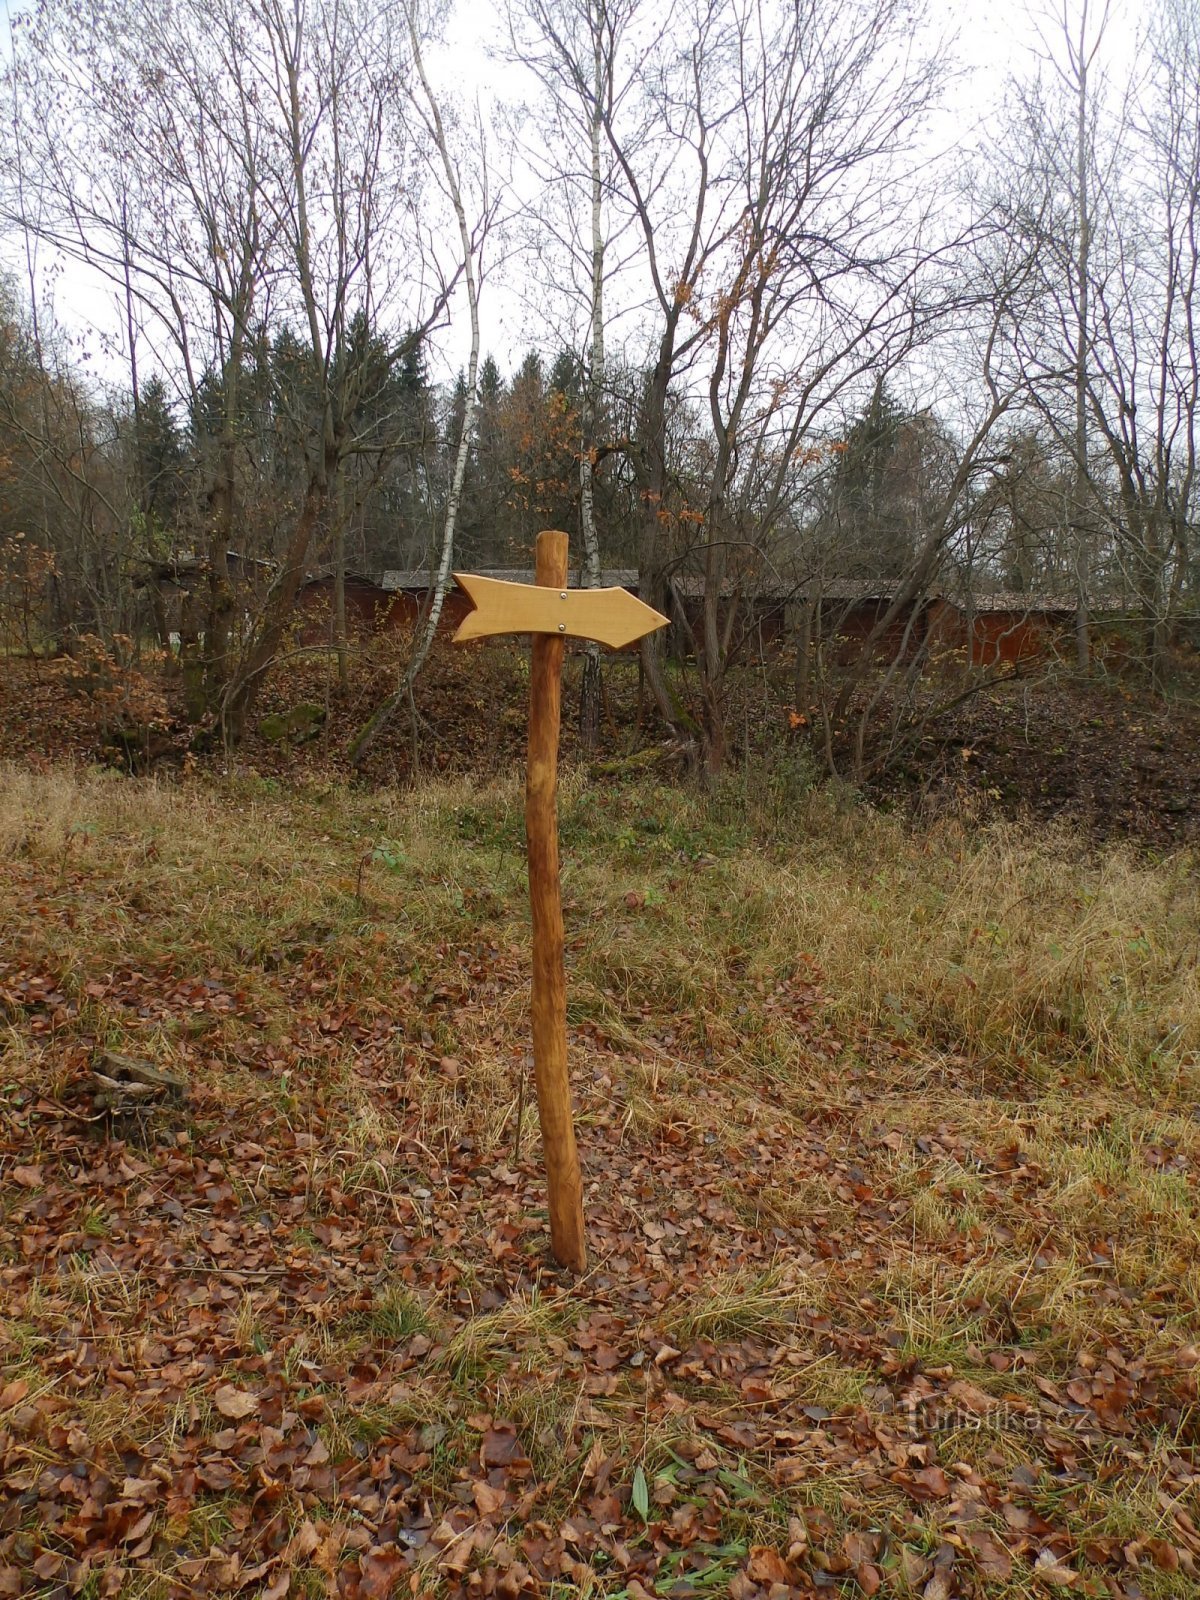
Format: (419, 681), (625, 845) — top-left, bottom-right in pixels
(577, 23), (606, 751)
(1071, 0), (1097, 671)
(349, 14), (484, 765)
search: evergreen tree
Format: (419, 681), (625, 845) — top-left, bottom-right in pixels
(824, 379), (951, 577)
(548, 348), (582, 405)
(134, 376), (186, 528)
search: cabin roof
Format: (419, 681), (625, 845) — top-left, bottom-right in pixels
(373, 566), (1083, 616)
(381, 567), (640, 592)
(945, 588), (1077, 614)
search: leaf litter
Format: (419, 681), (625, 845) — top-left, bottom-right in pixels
(0, 765), (1198, 1598)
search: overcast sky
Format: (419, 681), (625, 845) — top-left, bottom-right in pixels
(0, 0), (1139, 388)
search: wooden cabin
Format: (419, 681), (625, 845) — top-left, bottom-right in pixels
(288, 563), (1078, 671)
(294, 569), (409, 644)
(927, 591), (1075, 665)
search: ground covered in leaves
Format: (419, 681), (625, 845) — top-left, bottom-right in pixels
(1, 765), (1198, 1599)
(878, 680), (1200, 849)
(4, 641), (1200, 849)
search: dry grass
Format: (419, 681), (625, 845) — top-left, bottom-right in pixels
(4, 760), (1200, 1595)
(664, 1266), (805, 1345)
(440, 1288), (572, 1379)
(4, 761), (1197, 1097)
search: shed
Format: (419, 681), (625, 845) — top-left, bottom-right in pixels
(294, 569), (408, 644)
(929, 591), (1075, 665)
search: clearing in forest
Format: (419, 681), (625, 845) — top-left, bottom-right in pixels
(1, 765), (1197, 1599)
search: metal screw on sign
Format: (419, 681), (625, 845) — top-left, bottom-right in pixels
(452, 531), (668, 1272)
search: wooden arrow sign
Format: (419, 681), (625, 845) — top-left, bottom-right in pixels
(452, 535), (667, 1274)
(452, 571), (667, 648)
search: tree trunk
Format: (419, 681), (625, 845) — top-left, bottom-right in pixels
(180, 587), (204, 721)
(199, 417), (238, 708)
(150, 584), (171, 654)
(349, 14), (482, 766)
(222, 468), (327, 740)
(697, 518), (727, 775)
(794, 599), (812, 705)
(334, 468), (349, 690)
(1074, 572), (1090, 671)
(579, 645), (601, 751)
(699, 681), (726, 781)
(577, 37), (607, 751)
(634, 342), (693, 755)
(1072, 0), (1093, 673)
(1140, 510), (1169, 693)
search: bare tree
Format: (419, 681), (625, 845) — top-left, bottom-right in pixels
(998, 0), (1200, 687)
(5, 0), (277, 706)
(4, 0), (463, 734)
(215, 0), (465, 735)
(1033, 0), (1112, 669)
(1087, 0), (1200, 683)
(503, 0), (634, 747)
(349, 3), (495, 765)
(593, 0), (947, 775)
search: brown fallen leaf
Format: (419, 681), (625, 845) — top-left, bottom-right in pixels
(1002, 1502), (1045, 1534)
(481, 1425), (529, 1470)
(119, 1476), (159, 1503)
(947, 1379), (995, 1415)
(967, 1527), (1013, 1580)
(909, 1464), (950, 1500)
(1146, 1539), (1180, 1572)
(436, 1527), (479, 1577)
(922, 1567), (954, 1600)
(312, 1527), (345, 1576)
(195, 1460), (235, 1490)
(844, 1531), (880, 1566)
(495, 1563), (531, 1599)
(900, 1547), (933, 1588)
(288, 1520), (321, 1560)
(12, 1165), (42, 1188)
(121, 1510), (154, 1544)
(473, 1480), (506, 1516)
(213, 1383), (259, 1420)
(0, 1379), (30, 1410)
(747, 1546), (793, 1584)
(1033, 1549), (1078, 1587)
(357, 1546), (408, 1598)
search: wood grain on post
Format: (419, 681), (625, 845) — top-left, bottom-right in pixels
(526, 529), (587, 1273)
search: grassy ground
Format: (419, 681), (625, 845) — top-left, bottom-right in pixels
(1, 761), (1198, 1599)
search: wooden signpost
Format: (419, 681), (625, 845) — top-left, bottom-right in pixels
(452, 531), (668, 1272)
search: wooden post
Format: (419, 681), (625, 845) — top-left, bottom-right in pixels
(449, 536), (666, 1273)
(525, 530), (587, 1273)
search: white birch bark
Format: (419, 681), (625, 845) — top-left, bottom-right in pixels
(577, 15), (606, 746)
(350, 9), (484, 762)
(1070, 0), (1097, 671)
